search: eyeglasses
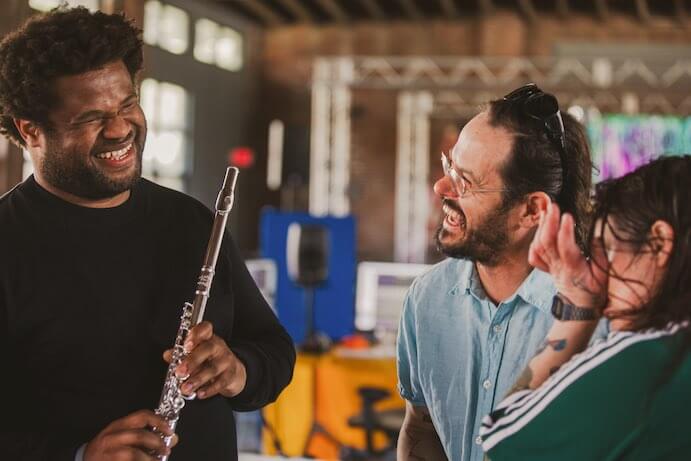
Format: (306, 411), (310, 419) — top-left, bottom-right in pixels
(441, 151), (508, 197)
(503, 83), (567, 182)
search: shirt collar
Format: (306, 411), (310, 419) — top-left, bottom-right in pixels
(451, 259), (556, 313)
(446, 260), (488, 301)
(441, 259), (471, 296)
(447, 259), (478, 296)
(515, 268), (556, 314)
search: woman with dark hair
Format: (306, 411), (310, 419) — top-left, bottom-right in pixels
(480, 155), (691, 461)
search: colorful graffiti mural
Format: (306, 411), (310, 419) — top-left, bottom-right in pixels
(588, 115), (691, 180)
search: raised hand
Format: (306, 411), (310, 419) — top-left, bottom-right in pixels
(529, 203), (609, 310)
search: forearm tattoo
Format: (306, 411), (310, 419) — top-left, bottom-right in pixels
(547, 338), (567, 351)
(508, 366), (533, 395)
(403, 408), (446, 461)
(535, 338), (568, 355)
(405, 432), (425, 461)
(508, 338), (569, 397)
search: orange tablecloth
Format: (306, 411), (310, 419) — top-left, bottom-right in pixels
(263, 348), (404, 459)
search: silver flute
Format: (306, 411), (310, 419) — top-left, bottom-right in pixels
(154, 167), (239, 461)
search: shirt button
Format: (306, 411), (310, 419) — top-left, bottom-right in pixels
(483, 379), (492, 390)
(475, 435), (483, 445)
(493, 324), (502, 333)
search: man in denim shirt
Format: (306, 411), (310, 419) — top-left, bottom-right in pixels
(397, 85), (595, 461)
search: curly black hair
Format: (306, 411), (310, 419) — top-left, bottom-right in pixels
(0, 6), (143, 147)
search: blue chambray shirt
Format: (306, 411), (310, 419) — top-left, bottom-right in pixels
(397, 258), (556, 461)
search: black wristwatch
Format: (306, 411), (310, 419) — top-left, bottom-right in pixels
(551, 293), (598, 321)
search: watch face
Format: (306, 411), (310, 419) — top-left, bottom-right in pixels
(551, 294), (597, 321)
(551, 295), (564, 318)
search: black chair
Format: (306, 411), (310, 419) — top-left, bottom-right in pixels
(341, 386), (405, 460)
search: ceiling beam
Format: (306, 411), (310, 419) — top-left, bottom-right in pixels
(439, 0), (460, 18)
(518, 0), (538, 22)
(314, 0), (349, 23)
(478, 0), (494, 17)
(555, 0), (570, 19)
(594, 0), (609, 21)
(358, 0), (386, 20)
(398, 0), (423, 20)
(231, 0), (284, 26)
(673, 0), (687, 26)
(635, 0), (651, 23)
(275, 0), (314, 23)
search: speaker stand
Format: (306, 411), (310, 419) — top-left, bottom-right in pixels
(299, 285), (340, 457)
(300, 285), (331, 354)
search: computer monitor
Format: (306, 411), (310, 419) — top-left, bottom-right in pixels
(237, 259), (278, 453)
(245, 258), (278, 314)
(355, 262), (431, 338)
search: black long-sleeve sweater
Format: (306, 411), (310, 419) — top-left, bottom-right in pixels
(0, 176), (295, 460)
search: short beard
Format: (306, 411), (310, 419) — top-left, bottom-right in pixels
(41, 136), (142, 200)
(436, 199), (512, 267)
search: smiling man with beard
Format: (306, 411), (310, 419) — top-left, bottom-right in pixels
(396, 84), (595, 461)
(0, 7), (295, 461)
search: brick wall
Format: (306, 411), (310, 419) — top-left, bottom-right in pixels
(258, 10), (691, 261)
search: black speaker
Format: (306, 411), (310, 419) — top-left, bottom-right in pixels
(286, 223), (330, 287)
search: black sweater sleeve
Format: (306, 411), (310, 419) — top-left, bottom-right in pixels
(222, 234), (296, 411)
(0, 433), (80, 461)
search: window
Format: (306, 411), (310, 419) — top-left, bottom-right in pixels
(143, 1), (189, 55)
(29, 0), (99, 11)
(194, 18), (243, 71)
(140, 78), (192, 192)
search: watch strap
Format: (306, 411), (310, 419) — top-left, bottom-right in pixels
(551, 294), (598, 321)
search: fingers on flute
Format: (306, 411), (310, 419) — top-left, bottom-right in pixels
(177, 339), (215, 381)
(182, 339), (234, 398)
(196, 377), (228, 400)
(183, 321), (214, 352)
(112, 428), (172, 455)
(109, 410), (173, 436)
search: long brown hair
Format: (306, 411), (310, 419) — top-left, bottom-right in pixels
(590, 155), (691, 333)
(592, 156), (691, 421)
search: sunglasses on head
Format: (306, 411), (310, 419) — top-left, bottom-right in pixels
(503, 83), (567, 180)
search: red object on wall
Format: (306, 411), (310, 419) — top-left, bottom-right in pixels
(229, 146), (254, 168)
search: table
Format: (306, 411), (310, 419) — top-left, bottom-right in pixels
(262, 348), (404, 459)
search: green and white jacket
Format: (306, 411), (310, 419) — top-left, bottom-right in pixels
(481, 322), (690, 461)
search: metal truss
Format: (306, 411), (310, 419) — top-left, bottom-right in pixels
(347, 56), (691, 93)
(432, 90), (691, 119)
(395, 91), (433, 263)
(309, 55), (691, 261)
(309, 58), (353, 217)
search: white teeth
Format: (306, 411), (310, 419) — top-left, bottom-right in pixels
(96, 143), (131, 160)
(442, 204), (465, 228)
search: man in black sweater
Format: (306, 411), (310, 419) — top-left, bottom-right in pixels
(0, 7), (295, 461)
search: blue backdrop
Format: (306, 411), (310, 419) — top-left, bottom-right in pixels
(259, 209), (356, 344)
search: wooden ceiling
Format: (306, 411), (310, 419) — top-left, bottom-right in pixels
(213, 0), (691, 27)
